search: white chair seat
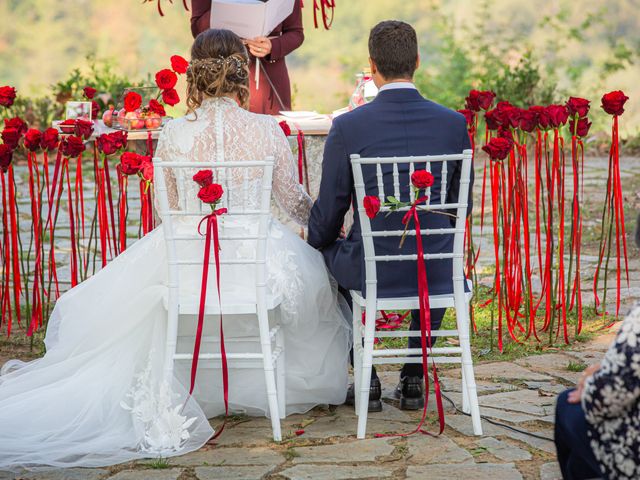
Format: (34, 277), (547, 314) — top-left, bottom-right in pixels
(163, 291), (283, 315)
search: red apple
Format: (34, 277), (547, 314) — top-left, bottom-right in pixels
(145, 112), (162, 129)
(125, 111), (145, 130)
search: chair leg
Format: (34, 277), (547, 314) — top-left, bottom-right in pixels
(352, 302), (363, 415)
(457, 301), (482, 435)
(275, 316), (286, 420)
(163, 294), (179, 384)
(357, 307), (377, 439)
(258, 310), (282, 441)
(461, 367), (470, 414)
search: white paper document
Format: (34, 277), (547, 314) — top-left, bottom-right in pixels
(210, 0), (295, 39)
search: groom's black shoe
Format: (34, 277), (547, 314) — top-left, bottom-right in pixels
(345, 377), (382, 412)
(394, 376), (425, 410)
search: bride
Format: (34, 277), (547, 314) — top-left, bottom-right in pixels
(0, 29), (350, 471)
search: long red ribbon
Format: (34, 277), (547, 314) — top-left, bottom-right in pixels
(1, 172), (12, 335)
(8, 166), (21, 328)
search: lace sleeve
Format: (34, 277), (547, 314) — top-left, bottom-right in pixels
(270, 118), (312, 226)
(154, 123), (179, 212)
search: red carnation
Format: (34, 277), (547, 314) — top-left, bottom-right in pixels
(74, 118), (94, 140)
(60, 135), (86, 158)
(0, 86), (17, 108)
(139, 156), (154, 182)
(568, 117), (592, 138)
(155, 69), (178, 90)
(363, 195), (381, 219)
(0, 144), (13, 172)
(4, 117), (27, 134)
(457, 109), (474, 127)
(83, 86), (97, 99)
(279, 120), (291, 136)
(198, 183), (224, 204)
(193, 169), (214, 187)
(162, 89), (180, 106)
(24, 129), (42, 152)
(123, 91), (143, 113)
(171, 55), (189, 75)
(518, 109), (538, 132)
(411, 170), (435, 189)
(41, 128), (59, 151)
(148, 99), (166, 117)
(1, 128), (21, 149)
(601, 90), (629, 116)
(566, 97), (590, 118)
(120, 152), (143, 176)
(482, 137), (513, 161)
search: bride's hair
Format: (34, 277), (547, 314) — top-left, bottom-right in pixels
(186, 29), (251, 114)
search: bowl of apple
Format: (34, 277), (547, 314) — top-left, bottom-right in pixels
(108, 108), (165, 131)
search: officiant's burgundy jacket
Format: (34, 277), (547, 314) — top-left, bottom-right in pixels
(191, 0), (304, 115)
(308, 88), (473, 298)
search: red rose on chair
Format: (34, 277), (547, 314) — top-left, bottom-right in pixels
(279, 120), (292, 136)
(74, 118), (94, 140)
(0, 144), (13, 172)
(568, 117), (592, 138)
(198, 183), (224, 204)
(171, 55), (189, 74)
(24, 129), (42, 152)
(1, 128), (21, 149)
(0, 86), (17, 107)
(162, 89), (180, 106)
(4, 117), (27, 134)
(111, 130), (128, 150)
(148, 99), (166, 117)
(155, 69), (178, 90)
(139, 157), (154, 182)
(566, 97), (590, 118)
(482, 137), (513, 161)
(83, 86), (97, 99)
(41, 128), (59, 151)
(363, 195), (381, 219)
(120, 152), (143, 175)
(193, 169), (214, 187)
(411, 170), (435, 189)
(123, 91), (143, 112)
(601, 90), (629, 116)
(60, 135), (86, 158)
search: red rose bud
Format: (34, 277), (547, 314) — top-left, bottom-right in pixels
(518, 109), (538, 132)
(24, 129), (42, 152)
(4, 116), (27, 134)
(566, 97), (590, 118)
(162, 89), (180, 106)
(529, 106), (551, 130)
(60, 135), (86, 158)
(546, 104), (569, 128)
(198, 183), (224, 204)
(140, 157), (154, 182)
(0, 86), (17, 108)
(363, 195), (381, 219)
(148, 99), (166, 117)
(193, 169), (214, 187)
(279, 120), (292, 136)
(120, 152), (143, 175)
(0, 144), (13, 172)
(83, 86), (97, 99)
(482, 137), (513, 161)
(1, 128), (21, 149)
(568, 117), (592, 138)
(457, 109), (474, 127)
(155, 69), (178, 90)
(41, 128), (59, 150)
(171, 55), (189, 75)
(601, 90), (629, 116)
(484, 109), (501, 130)
(74, 118), (94, 140)
(123, 91), (143, 113)
(411, 170), (435, 189)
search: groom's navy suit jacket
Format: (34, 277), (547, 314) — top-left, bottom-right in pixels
(308, 87), (472, 298)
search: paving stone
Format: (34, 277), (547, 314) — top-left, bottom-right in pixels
(440, 377), (518, 395)
(407, 463), (523, 480)
(300, 413), (412, 439)
(108, 470), (181, 480)
(195, 465), (275, 479)
(522, 381), (567, 395)
(516, 354), (583, 384)
(477, 389), (556, 416)
(471, 362), (552, 381)
(476, 437), (532, 461)
(176, 447), (284, 467)
(18, 469), (109, 480)
(291, 438), (394, 464)
(479, 406), (541, 424)
(280, 464), (395, 480)
(540, 461), (562, 480)
(407, 435), (473, 464)
(0, 472), (15, 480)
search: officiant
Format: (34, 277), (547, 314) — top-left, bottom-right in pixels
(191, 0), (304, 115)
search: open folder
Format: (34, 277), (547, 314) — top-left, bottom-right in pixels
(209, 0), (295, 39)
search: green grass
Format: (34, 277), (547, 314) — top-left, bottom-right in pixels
(566, 360), (588, 372)
(147, 457), (170, 469)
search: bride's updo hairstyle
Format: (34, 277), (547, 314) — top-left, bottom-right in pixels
(186, 29), (250, 114)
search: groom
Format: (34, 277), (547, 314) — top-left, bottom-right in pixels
(308, 20), (472, 411)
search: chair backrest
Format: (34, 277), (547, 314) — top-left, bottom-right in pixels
(154, 157), (275, 304)
(350, 150), (473, 300)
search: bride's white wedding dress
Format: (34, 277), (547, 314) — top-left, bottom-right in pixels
(0, 97), (351, 471)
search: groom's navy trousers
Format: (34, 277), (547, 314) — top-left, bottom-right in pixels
(308, 88), (472, 378)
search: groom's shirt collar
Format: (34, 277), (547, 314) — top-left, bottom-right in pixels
(378, 82), (418, 92)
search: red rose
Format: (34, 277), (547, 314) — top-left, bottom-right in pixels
(566, 97), (590, 118)
(457, 109), (474, 127)
(363, 195), (381, 219)
(546, 104), (569, 128)
(198, 183), (224, 204)
(97, 134), (117, 155)
(120, 152), (143, 176)
(123, 91), (143, 113)
(279, 120), (292, 136)
(83, 86), (97, 99)
(110, 130), (128, 150)
(60, 135), (86, 158)
(193, 169), (214, 187)
(568, 117), (592, 138)
(497, 126), (514, 142)
(4, 117), (27, 134)
(148, 99), (166, 117)
(139, 156), (154, 182)
(162, 89), (180, 106)
(24, 129), (42, 152)
(518, 109), (538, 132)
(482, 137), (513, 161)
(1, 128), (21, 149)
(411, 170), (435, 189)
(171, 55), (189, 74)
(465, 90), (496, 112)
(74, 118), (94, 140)
(155, 69), (178, 90)
(496, 101), (520, 129)
(484, 109), (501, 130)
(41, 128), (59, 151)
(0, 86), (17, 108)
(529, 106), (551, 130)
(92, 101), (100, 120)
(0, 144), (13, 172)
(601, 90), (629, 116)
